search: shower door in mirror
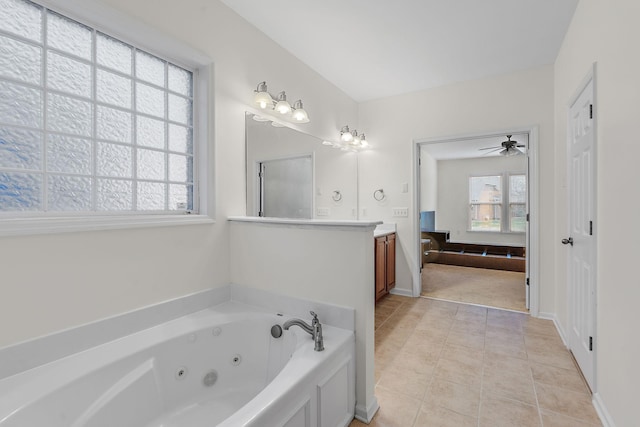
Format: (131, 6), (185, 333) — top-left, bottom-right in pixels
(259, 155), (312, 219)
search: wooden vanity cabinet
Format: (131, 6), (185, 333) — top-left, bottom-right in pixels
(375, 233), (396, 301)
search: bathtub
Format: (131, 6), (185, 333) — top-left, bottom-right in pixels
(0, 301), (355, 427)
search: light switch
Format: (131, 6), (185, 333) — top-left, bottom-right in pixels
(392, 207), (409, 217)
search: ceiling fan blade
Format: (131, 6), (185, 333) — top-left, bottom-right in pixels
(479, 146), (500, 150)
(516, 144), (526, 148)
(482, 147), (503, 155)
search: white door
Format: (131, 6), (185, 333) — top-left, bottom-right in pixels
(565, 74), (597, 390)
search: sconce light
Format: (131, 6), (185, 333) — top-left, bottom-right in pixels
(337, 125), (369, 150)
(253, 81), (310, 123)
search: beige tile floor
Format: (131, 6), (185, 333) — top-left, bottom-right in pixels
(351, 295), (602, 427)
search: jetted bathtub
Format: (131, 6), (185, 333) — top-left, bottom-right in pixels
(0, 302), (355, 427)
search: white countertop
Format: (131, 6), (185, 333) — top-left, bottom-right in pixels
(374, 223), (397, 237)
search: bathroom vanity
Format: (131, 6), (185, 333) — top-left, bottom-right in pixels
(374, 225), (396, 301)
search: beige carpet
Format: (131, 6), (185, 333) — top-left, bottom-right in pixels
(421, 263), (527, 312)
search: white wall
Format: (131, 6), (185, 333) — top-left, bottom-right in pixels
(0, 0), (358, 349)
(358, 66), (554, 310)
(554, 1), (640, 425)
(229, 220), (377, 420)
(436, 156), (526, 246)
(419, 147), (437, 212)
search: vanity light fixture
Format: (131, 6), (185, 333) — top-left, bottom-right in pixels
(338, 125), (369, 150)
(253, 81), (310, 123)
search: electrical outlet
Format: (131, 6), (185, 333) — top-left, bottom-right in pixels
(392, 207), (409, 217)
(316, 207), (330, 216)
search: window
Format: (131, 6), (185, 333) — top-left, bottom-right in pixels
(0, 0), (197, 216)
(509, 174), (527, 232)
(469, 174), (526, 233)
(469, 175), (502, 232)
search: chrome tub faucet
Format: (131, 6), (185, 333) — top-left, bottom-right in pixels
(283, 311), (324, 351)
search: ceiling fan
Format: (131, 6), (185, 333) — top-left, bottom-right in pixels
(479, 135), (526, 156)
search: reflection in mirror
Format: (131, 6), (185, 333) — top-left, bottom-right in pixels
(245, 113), (358, 219)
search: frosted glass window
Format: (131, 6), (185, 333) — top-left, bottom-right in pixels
(47, 93), (92, 137)
(47, 51), (92, 98)
(47, 134), (91, 175)
(169, 124), (193, 154)
(136, 116), (165, 149)
(0, 0), (42, 42)
(169, 154), (192, 183)
(97, 69), (131, 109)
(0, 126), (42, 170)
(137, 148), (166, 181)
(46, 11), (92, 60)
(137, 181), (166, 210)
(0, 80), (42, 128)
(168, 64), (192, 97)
(168, 94), (192, 125)
(0, 1), (196, 215)
(97, 178), (132, 211)
(169, 184), (192, 211)
(96, 142), (131, 178)
(0, 172), (42, 211)
(0, 35), (42, 84)
(136, 50), (165, 87)
(136, 83), (165, 118)
(96, 33), (132, 75)
(96, 106), (131, 143)
(47, 174), (91, 211)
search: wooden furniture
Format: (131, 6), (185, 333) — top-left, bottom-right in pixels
(421, 230), (526, 272)
(375, 233), (396, 301)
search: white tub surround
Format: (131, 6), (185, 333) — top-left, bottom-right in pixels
(0, 286), (355, 427)
(229, 216), (380, 422)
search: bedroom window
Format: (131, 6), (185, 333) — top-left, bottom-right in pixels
(0, 0), (198, 216)
(469, 174), (526, 233)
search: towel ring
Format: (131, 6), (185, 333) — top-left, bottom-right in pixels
(373, 189), (385, 201)
(332, 190), (342, 202)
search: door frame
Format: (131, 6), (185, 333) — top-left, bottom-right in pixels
(566, 63), (598, 391)
(412, 126), (540, 316)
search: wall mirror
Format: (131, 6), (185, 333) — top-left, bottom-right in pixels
(245, 112), (358, 219)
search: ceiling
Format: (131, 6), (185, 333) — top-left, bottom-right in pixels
(421, 134), (528, 160)
(221, 0), (579, 102)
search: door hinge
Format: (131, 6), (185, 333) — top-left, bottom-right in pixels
(526, 278), (530, 286)
(589, 336), (593, 351)
(589, 104), (593, 119)
(589, 221), (593, 236)
(526, 213), (530, 222)
(258, 211), (264, 217)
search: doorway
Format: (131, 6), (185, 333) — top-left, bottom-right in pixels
(413, 128), (540, 315)
(565, 67), (597, 391)
(257, 155), (313, 218)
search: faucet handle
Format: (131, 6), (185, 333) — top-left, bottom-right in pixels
(310, 311), (319, 323)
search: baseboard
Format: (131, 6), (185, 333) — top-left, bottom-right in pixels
(537, 311), (568, 347)
(593, 393), (616, 427)
(354, 396), (379, 423)
(388, 288), (413, 297)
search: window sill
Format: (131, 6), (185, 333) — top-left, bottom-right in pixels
(0, 214), (215, 238)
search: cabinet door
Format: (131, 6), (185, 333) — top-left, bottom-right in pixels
(375, 236), (387, 300)
(386, 234), (396, 289)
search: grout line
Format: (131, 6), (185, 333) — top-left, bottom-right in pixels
(420, 295), (529, 314)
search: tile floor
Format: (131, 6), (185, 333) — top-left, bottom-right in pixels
(350, 295), (602, 427)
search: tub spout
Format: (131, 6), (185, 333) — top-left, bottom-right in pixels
(283, 311), (324, 351)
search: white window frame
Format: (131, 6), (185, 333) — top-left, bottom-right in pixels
(468, 173), (525, 234)
(507, 173), (527, 233)
(0, 0), (214, 237)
